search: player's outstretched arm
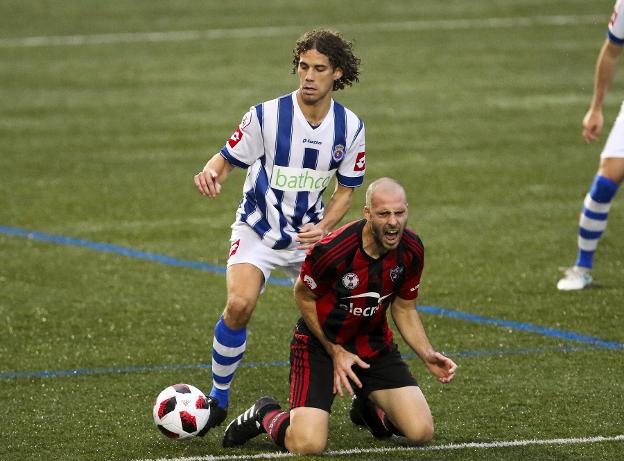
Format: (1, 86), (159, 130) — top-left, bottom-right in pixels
(193, 153), (235, 198)
(293, 278), (369, 395)
(390, 296), (457, 384)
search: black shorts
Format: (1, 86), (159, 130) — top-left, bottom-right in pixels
(288, 333), (418, 412)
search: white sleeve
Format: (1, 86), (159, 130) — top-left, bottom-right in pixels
(608, 0), (624, 44)
(219, 107), (264, 168)
(336, 122), (366, 188)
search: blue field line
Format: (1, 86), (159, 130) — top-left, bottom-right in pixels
(417, 306), (624, 350)
(0, 225), (290, 286)
(0, 360), (289, 380)
(0, 345), (596, 380)
(2, 224), (624, 350)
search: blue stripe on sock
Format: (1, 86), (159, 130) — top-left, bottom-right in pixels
(213, 372), (236, 385)
(579, 228), (602, 240)
(590, 175), (619, 203)
(211, 318), (247, 409)
(212, 350), (244, 366)
(209, 388), (230, 407)
(575, 175), (619, 270)
(583, 208), (608, 221)
(576, 250), (593, 269)
(214, 318), (246, 348)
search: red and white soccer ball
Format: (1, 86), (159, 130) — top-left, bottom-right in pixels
(153, 384), (210, 439)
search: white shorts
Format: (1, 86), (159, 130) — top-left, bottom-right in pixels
(601, 102), (624, 158)
(227, 222), (307, 287)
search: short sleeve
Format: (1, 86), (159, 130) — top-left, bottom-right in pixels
(397, 243), (424, 300)
(219, 106), (264, 168)
(608, 0), (624, 45)
(336, 121), (366, 188)
(397, 266), (422, 300)
(299, 244), (334, 297)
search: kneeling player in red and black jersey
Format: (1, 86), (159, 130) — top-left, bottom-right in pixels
(222, 178), (457, 454)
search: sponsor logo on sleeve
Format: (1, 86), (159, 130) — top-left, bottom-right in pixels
(227, 127), (243, 148)
(354, 151), (366, 171)
(303, 274), (318, 290)
(240, 111), (252, 129)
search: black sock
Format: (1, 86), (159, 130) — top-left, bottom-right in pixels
(262, 410), (290, 449)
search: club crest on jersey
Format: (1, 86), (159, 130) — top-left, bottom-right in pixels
(303, 274), (317, 290)
(332, 144), (345, 162)
(390, 266), (404, 282)
(342, 272), (359, 290)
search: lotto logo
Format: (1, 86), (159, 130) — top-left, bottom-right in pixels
(229, 239), (241, 258)
(354, 151), (366, 171)
(228, 127), (243, 148)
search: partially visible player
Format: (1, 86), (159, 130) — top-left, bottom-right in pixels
(222, 178), (457, 454)
(557, 2), (624, 290)
(193, 29), (365, 428)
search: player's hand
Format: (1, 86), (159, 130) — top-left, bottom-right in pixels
(424, 351), (457, 384)
(329, 344), (370, 397)
(296, 223), (328, 250)
(582, 108), (604, 144)
(194, 168), (222, 198)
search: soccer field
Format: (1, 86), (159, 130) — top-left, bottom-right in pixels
(1, 1), (623, 460)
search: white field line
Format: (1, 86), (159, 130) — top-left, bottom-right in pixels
(0, 14), (602, 48)
(138, 434), (624, 461)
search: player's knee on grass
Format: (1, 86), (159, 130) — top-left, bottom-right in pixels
(400, 419), (434, 444)
(286, 421), (327, 455)
(286, 435), (326, 455)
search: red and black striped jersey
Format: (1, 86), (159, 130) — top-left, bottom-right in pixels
(297, 219), (424, 358)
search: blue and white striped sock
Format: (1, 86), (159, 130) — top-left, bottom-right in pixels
(575, 175), (620, 269)
(209, 317), (246, 409)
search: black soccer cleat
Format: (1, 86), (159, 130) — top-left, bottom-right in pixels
(349, 395), (392, 439)
(222, 396), (281, 447)
(196, 396), (228, 436)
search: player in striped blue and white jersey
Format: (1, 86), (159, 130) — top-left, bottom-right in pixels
(193, 29), (365, 429)
(557, 1), (624, 290)
(221, 88), (365, 250)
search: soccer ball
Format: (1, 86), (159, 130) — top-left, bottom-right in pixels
(153, 383), (210, 439)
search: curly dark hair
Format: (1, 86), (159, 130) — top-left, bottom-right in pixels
(292, 29), (361, 91)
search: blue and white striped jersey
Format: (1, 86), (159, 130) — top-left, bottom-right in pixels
(220, 91), (366, 250)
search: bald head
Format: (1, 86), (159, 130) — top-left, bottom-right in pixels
(363, 178), (408, 254)
(365, 177), (407, 209)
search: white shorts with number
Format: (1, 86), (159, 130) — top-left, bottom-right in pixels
(601, 102), (624, 158)
(227, 222), (307, 287)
